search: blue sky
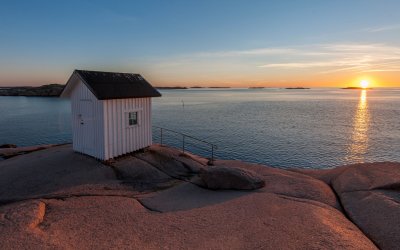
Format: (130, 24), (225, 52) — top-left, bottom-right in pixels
(1, 0), (400, 87)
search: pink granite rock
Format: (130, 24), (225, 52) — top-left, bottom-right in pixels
(0, 194), (376, 249)
(197, 166), (265, 190)
(330, 162), (400, 250)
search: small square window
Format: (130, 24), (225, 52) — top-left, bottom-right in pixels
(128, 112), (138, 126)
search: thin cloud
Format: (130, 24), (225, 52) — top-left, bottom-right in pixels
(258, 61), (343, 68)
(363, 24), (400, 33)
(363, 68), (400, 72)
(256, 43), (400, 74)
(194, 48), (299, 57)
(145, 43), (400, 76)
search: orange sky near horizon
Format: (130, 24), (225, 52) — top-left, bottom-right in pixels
(0, 64), (398, 88)
(2, 42), (399, 88)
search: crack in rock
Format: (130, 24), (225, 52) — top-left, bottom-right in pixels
(29, 201), (46, 229)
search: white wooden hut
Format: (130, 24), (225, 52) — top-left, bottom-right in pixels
(60, 70), (161, 160)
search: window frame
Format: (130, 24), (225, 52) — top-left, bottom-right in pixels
(128, 111), (138, 126)
(125, 109), (142, 128)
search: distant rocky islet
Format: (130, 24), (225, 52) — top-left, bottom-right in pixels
(0, 84), (64, 97)
(4, 84), (373, 97)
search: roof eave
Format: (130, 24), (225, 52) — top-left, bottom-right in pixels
(59, 70), (80, 98)
(62, 69), (162, 100)
(97, 94), (162, 100)
(74, 70), (103, 99)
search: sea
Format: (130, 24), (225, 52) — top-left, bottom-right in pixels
(1, 88), (399, 169)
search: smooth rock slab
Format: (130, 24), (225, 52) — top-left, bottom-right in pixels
(340, 190), (400, 250)
(328, 162), (400, 250)
(112, 156), (179, 191)
(331, 162), (400, 193)
(134, 144), (206, 180)
(138, 182), (249, 212)
(215, 160), (341, 209)
(0, 194), (377, 249)
(0, 144), (393, 249)
(0, 144), (56, 158)
(197, 166), (265, 190)
(0, 145), (117, 201)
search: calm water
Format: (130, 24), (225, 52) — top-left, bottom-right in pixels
(1, 88), (399, 168)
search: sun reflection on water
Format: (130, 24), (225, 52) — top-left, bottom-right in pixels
(346, 90), (370, 162)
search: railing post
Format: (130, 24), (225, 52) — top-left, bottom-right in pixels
(211, 145), (214, 165)
(182, 135), (185, 153)
(160, 128), (163, 146)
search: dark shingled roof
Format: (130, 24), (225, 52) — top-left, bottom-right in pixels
(75, 70), (161, 100)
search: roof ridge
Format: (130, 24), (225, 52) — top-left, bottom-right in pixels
(75, 69), (141, 76)
(65, 70), (161, 100)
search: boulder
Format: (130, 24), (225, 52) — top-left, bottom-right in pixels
(197, 166), (265, 190)
(216, 160), (341, 209)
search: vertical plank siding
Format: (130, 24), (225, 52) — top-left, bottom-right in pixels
(103, 97), (152, 160)
(69, 78), (153, 160)
(70, 80), (105, 159)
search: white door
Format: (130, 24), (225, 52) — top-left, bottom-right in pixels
(79, 100), (95, 155)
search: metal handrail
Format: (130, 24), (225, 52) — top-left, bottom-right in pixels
(153, 126), (217, 165)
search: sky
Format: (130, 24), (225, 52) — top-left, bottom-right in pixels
(1, 0), (400, 87)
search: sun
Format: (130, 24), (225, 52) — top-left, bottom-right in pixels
(360, 80), (369, 89)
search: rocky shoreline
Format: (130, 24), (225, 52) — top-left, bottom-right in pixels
(0, 144), (398, 249)
(0, 144), (60, 159)
(0, 84), (64, 97)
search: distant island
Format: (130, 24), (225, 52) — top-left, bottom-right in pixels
(0, 84), (64, 97)
(342, 87), (372, 90)
(249, 87), (265, 89)
(191, 86), (236, 89)
(155, 86), (188, 89)
(285, 87), (310, 89)
(155, 86), (231, 89)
